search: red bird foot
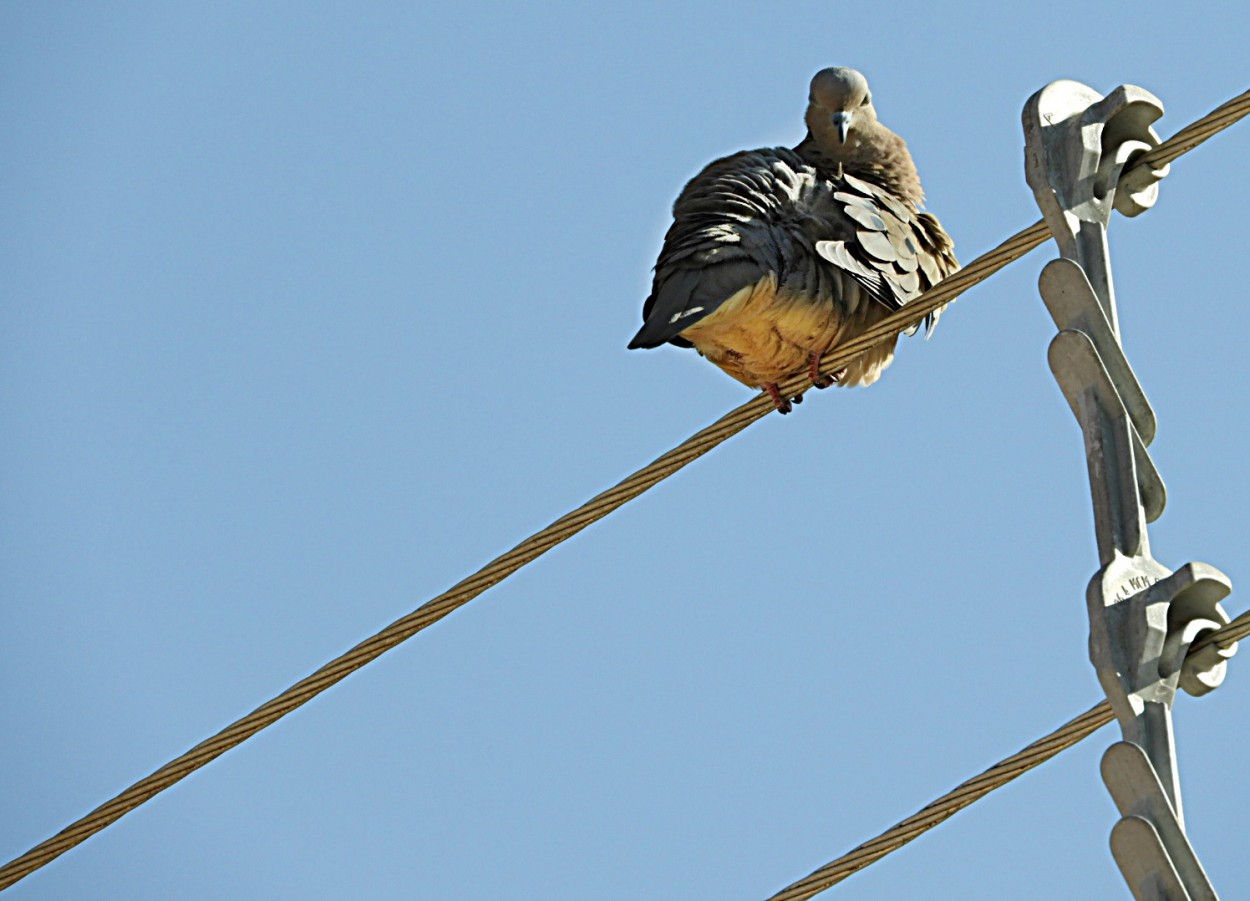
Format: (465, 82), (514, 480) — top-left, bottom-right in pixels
(808, 353), (847, 388)
(764, 383), (802, 414)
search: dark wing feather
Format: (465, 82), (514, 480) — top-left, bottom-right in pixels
(630, 150), (791, 349)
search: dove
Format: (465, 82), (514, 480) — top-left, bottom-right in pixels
(629, 67), (958, 413)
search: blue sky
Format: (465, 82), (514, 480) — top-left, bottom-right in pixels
(2, 3), (1248, 898)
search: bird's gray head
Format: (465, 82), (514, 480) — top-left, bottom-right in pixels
(806, 67), (876, 145)
(797, 66), (924, 204)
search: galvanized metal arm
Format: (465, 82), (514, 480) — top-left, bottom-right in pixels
(1024, 79), (1237, 901)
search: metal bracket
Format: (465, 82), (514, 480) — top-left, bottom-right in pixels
(1024, 80), (1171, 339)
(1024, 79), (1235, 901)
(1104, 742), (1216, 901)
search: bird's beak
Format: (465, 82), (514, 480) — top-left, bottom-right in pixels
(831, 111), (852, 144)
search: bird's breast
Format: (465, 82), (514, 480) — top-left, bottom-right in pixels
(678, 273), (896, 389)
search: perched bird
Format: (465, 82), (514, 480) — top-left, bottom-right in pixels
(628, 67), (958, 413)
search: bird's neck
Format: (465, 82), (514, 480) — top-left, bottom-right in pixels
(795, 124), (925, 206)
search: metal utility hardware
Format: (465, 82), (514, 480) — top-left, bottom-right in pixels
(1024, 80), (1238, 901)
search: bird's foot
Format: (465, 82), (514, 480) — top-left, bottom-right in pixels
(807, 354), (846, 389)
(764, 382), (800, 414)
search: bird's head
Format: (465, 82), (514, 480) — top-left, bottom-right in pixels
(805, 67), (877, 146)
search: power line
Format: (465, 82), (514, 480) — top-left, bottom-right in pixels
(765, 610), (1250, 900)
(1, 86), (1246, 894)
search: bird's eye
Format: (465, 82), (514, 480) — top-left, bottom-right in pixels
(861, 94), (871, 107)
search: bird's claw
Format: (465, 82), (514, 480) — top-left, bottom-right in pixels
(764, 383), (799, 414)
(808, 354), (845, 388)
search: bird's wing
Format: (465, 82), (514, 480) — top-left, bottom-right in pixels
(814, 172), (959, 335)
(630, 149), (791, 349)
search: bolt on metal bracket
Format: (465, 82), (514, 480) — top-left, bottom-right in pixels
(1024, 79), (1236, 901)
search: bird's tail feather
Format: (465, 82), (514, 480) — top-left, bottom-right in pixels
(628, 259), (763, 349)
